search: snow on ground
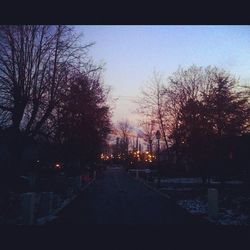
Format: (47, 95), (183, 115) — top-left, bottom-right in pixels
(210, 180), (243, 184)
(177, 199), (250, 225)
(177, 199), (207, 214)
(226, 181), (243, 184)
(161, 178), (202, 184)
(205, 209), (250, 225)
(146, 176), (249, 225)
(214, 210), (250, 225)
(160, 187), (193, 191)
(160, 177), (243, 185)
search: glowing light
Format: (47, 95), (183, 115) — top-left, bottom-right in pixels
(55, 163), (61, 169)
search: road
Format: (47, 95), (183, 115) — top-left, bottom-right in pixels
(47, 166), (209, 224)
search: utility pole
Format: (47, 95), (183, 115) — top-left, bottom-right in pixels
(156, 130), (161, 188)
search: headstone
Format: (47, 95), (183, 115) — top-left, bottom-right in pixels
(40, 192), (53, 216)
(74, 176), (82, 191)
(52, 194), (61, 210)
(20, 192), (36, 225)
(208, 188), (218, 220)
(66, 187), (73, 198)
(145, 169), (150, 181)
(84, 175), (90, 182)
(136, 170), (139, 179)
(29, 174), (37, 190)
(68, 177), (74, 185)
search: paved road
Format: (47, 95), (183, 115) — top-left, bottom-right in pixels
(47, 166), (209, 224)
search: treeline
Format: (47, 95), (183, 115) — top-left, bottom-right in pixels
(0, 25), (111, 181)
(138, 66), (250, 180)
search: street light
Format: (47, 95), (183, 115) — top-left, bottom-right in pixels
(155, 130), (161, 158)
(149, 139), (153, 155)
(155, 130), (161, 188)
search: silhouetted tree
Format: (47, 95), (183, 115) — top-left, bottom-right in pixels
(167, 66), (250, 180)
(0, 25), (100, 176)
(139, 118), (156, 154)
(202, 72), (250, 136)
(164, 66), (216, 147)
(0, 25), (93, 135)
(116, 119), (132, 158)
(54, 70), (112, 171)
(137, 72), (169, 150)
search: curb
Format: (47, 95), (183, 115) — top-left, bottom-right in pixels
(36, 177), (96, 225)
(129, 174), (213, 225)
(140, 179), (171, 199)
(127, 172), (171, 199)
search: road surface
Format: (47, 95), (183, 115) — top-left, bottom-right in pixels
(47, 166), (208, 224)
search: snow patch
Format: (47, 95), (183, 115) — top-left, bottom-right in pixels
(161, 178), (243, 185)
(178, 199), (250, 225)
(177, 199), (207, 214)
(161, 187), (193, 191)
(210, 180), (243, 184)
(161, 178), (202, 184)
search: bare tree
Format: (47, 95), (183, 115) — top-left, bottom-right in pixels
(0, 25), (98, 175)
(164, 65), (250, 180)
(0, 25), (94, 137)
(139, 118), (156, 154)
(117, 119), (132, 155)
(137, 72), (169, 150)
(163, 65), (226, 145)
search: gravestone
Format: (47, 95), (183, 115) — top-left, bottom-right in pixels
(29, 173), (37, 190)
(40, 192), (53, 216)
(136, 170), (139, 179)
(145, 169), (150, 181)
(52, 194), (61, 210)
(208, 188), (218, 220)
(74, 176), (82, 192)
(20, 192), (36, 225)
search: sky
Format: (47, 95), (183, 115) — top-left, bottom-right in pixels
(75, 25), (250, 127)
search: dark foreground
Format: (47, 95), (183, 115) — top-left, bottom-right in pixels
(47, 166), (210, 225)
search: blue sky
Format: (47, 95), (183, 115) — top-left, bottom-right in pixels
(75, 25), (250, 125)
